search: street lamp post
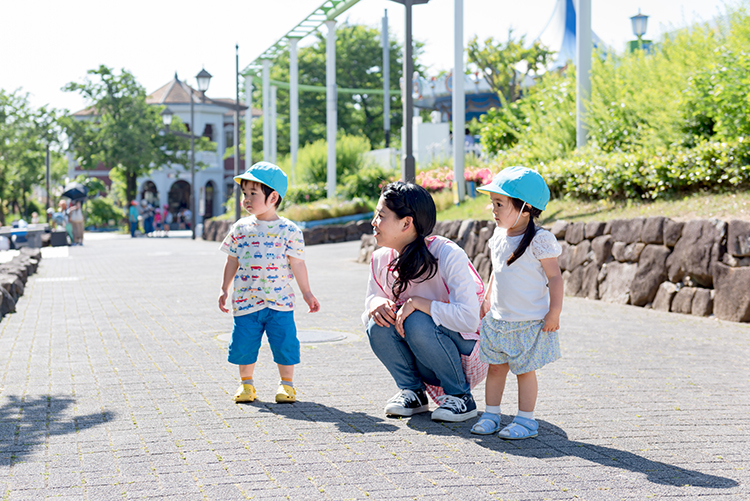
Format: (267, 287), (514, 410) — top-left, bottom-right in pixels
(630, 10), (649, 50)
(160, 68), (211, 240)
(390, 0), (430, 183)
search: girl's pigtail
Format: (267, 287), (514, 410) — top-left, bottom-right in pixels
(506, 202), (543, 266)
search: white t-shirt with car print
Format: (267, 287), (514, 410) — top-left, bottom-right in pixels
(220, 216), (305, 316)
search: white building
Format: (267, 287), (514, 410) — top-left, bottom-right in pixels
(69, 73), (259, 225)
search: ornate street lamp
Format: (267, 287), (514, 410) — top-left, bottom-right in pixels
(160, 107), (173, 128)
(630, 10), (649, 50)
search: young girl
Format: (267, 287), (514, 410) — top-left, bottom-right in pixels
(471, 166), (563, 440)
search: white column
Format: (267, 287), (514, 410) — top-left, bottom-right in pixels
(289, 37), (300, 185)
(325, 19), (337, 199)
(382, 10), (391, 149)
(576, 0), (592, 148)
(244, 76), (252, 170)
(270, 85), (277, 164)
(262, 59), (271, 161)
(452, 0), (465, 203)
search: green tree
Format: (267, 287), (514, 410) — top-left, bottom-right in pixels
(254, 22), (422, 154)
(0, 89), (60, 224)
(62, 65), (212, 204)
(467, 30), (555, 103)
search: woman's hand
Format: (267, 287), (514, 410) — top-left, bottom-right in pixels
(369, 297), (397, 327)
(395, 299), (416, 337)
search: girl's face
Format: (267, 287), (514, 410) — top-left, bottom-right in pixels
(490, 193), (527, 234)
(371, 197), (414, 251)
(241, 182), (276, 220)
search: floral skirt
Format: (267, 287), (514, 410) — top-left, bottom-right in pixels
(479, 317), (561, 374)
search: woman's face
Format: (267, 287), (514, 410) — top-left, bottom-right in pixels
(371, 197), (413, 250)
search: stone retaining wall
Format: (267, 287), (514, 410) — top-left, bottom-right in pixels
(0, 248), (42, 320)
(202, 218), (373, 246)
(358, 217), (750, 324)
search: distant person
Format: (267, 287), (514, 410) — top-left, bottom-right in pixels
(470, 167), (563, 440)
(154, 208), (162, 234)
(30, 212), (39, 224)
(141, 200), (155, 237)
(162, 205), (172, 237)
(464, 128), (476, 148)
(182, 207), (192, 230)
(128, 201), (139, 238)
(364, 181), (486, 422)
(218, 162), (320, 405)
(69, 200), (85, 245)
(58, 200), (72, 244)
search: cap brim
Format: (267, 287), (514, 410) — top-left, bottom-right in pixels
(233, 172), (264, 186)
(476, 184), (513, 198)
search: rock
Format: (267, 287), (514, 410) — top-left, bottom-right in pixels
(475, 226), (494, 257)
(712, 262), (750, 322)
(610, 218), (645, 244)
(567, 240), (592, 271)
(603, 220), (613, 235)
(642, 217), (666, 244)
(721, 253), (750, 268)
(455, 220), (476, 249)
(557, 241), (571, 271)
(564, 266), (583, 296)
(664, 220), (684, 247)
(584, 221), (606, 240)
(0, 286), (16, 316)
(691, 288), (713, 317)
(327, 226), (347, 243)
(0, 264), (27, 283)
(652, 282), (678, 312)
(431, 220), (446, 237)
(727, 219), (750, 257)
(671, 287), (696, 314)
(666, 219), (726, 287)
(0, 273), (24, 301)
(463, 232), (478, 260)
(569, 261), (600, 299)
(550, 220), (568, 239)
(612, 242), (646, 263)
(598, 262), (637, 304)
(478, 255), (492, 284)
(565, 222), (585, 245)
(472, 254), (488, 278)
(591, 235), (614, 266)
(444, 220), (462, 241)
(303, 227), (328, 246)
(629, 245), (671, 306)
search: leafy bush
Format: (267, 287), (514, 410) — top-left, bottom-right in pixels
(85, 197), (125, 228)
(280, 197), (374, 222)
(340, 164), (393, 200)
(297, 134), (372, 184)
(281, 183), (327, 210)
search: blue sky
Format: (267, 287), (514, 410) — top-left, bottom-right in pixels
(0, 0), (738, 113)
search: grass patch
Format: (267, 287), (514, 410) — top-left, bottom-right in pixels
(437, 191), (750, 224)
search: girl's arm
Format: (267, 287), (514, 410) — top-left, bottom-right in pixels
(540, 257), (563, 332)
(288, 256), (320, 313)
(218, 255), (239, 313)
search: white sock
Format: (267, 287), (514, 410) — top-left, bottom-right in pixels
(517, 410), (534, 420)
(484, 405), (501, 415)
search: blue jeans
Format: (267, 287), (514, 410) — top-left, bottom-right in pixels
(130, 221), (138, 237)
(367, 310), (476, 396)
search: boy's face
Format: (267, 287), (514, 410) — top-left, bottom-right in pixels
(241, 181), (277, 218)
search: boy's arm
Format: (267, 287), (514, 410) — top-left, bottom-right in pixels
(288, 256), (320, 313)
(219, 255), (240, 313)
(540, 257), (563, 332)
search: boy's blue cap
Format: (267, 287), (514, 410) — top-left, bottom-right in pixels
(477, 166), (550, 210)
(233, 162), (288, 199)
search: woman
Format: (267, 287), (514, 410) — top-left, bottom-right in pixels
(68, 200), (85, 245)
(363, 181), (487, 422)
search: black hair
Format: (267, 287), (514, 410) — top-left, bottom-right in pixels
(506, 197), (543, 266)
(241, 179), (282, 208)
(380, 181), (439, 302)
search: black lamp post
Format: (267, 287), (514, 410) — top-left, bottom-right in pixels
(389, 0), (430, 183)
(160, 68), (211, 240)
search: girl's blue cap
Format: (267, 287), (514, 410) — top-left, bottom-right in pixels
(476, 166), (550, 210)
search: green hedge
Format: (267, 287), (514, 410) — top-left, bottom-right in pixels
(537, 138), (750, 200)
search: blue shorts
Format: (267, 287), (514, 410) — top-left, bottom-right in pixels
(228, 308), (299, 366)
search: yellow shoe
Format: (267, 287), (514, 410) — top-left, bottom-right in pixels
(233, 383), (256, 403)
(275, 383), (296, 403)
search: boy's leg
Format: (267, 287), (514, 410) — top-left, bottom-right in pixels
(229, 311), (265, 402)
(263, 310), (299, 403)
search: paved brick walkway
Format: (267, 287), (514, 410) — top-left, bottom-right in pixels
(0, 234), (748, 500)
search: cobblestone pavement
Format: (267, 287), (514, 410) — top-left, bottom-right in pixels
(0, 233), (748, 500)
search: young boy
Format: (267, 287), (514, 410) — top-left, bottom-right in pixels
(219, 162), (320, 403)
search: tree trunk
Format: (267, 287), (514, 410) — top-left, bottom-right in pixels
(126, 172), (137, 205)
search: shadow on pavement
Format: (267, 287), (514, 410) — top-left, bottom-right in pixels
(408, 415), (738, 489)
(255, 401), (400, 434)
(0, 394), (114, 464)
